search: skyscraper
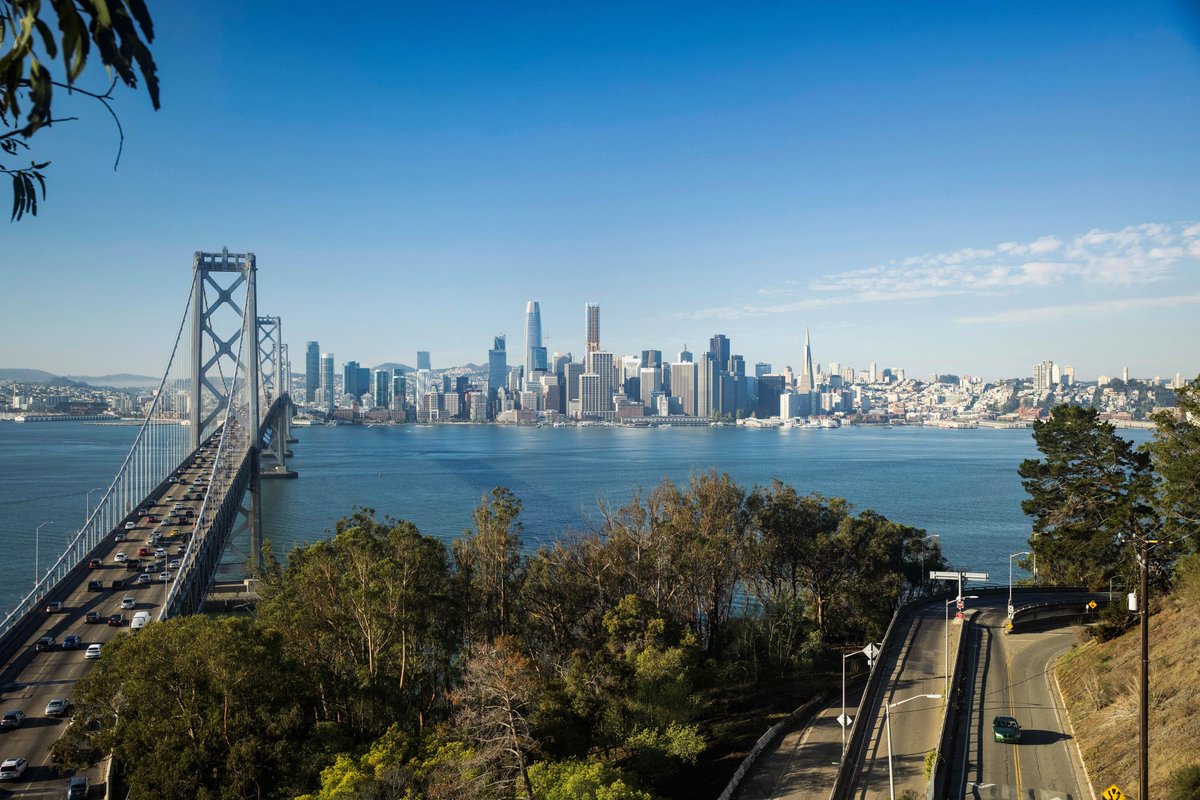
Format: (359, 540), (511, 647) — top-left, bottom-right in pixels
(343, 361), (361, 400)
(697, 352), (717, 418)
(709, 334), (730, 371)
(320, 353), (335, 413)
(525, 301), (547, 375)
(641, 350), (662, 369)
(373, 369), (391, 409)
(392, 369), (406, 410)
(586, 303), (600, 353)
(797, 329), (816, 392)
(417, 351), (431, 371)
(586, 351), (615, 399)
(305, 341), (320, 402)
(671, 361), (697, 416)
(678, 344), (693, 363)
(488, 335), (508, 413)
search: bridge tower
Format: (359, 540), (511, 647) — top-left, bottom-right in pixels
(189, 249), (263, 570)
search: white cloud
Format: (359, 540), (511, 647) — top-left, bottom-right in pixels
(681, 221), (1199, 320)
(956, 293), (1200, 325)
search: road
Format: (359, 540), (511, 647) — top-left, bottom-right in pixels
(950, 605), (1091, 800)
(0, 440), (216, 800)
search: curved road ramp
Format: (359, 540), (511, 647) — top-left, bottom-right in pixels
(735, 589), (1104, 800)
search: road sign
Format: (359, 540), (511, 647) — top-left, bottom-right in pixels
(837, 713), (853, 727)
(1101, 784), (1126, 800)
(956, 599), (965, 610)
(862, 643), (880, 661)
(929, 570), (991, 581)
(1088, 601), (1097, 609)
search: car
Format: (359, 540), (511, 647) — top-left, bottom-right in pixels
(124, 521), (136, 530)
(154, 547), (167, 559)
(0, 710), (26, 730)
(173, 503), (183, 510)
(88, 579), (104, 592)
(159, 571), (173, 582)
(66, 775), (88, 799)
(114, 531), (127, 542)
(88, 558), (102, 569)
(114, 552), (127, 563)
(144, 514), (157, 523)
(111, 578), (127, 590)
(36, 634), (56, 651)
(121, 595), (136, 609)
(137, 574), (151, 585)
(44, 697), (70, 716)
(137, 546), (150, 557)
(85, 643), (102, 658)
(62, 634), (82, 650)
(0, 757), (28, 780)
(169, 559), (181, 569)
(992, 715), (1022, 744)
(125, 559), (142, 571)
(45, 600), (64, 613)
(107, 613), (124, 626)
(85, 610), (103, 624)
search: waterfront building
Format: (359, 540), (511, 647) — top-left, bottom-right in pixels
(757, 374), (785, 418)
(639, 367), (661, 408)
(586, 303), (600, 353)
(580, 373), (605, 417)
(305, 341), (320, 402)
(320, 353), (335, 413)
(586, 351), (615, 398)
(392, 369), (406, 411)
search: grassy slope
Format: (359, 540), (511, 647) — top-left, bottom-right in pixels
(1055, 576), (1200, 796)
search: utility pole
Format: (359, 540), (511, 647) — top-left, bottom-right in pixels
(1138, 535), (1149, 800)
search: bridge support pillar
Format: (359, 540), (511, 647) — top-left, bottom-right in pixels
(247, 447), (263, 573)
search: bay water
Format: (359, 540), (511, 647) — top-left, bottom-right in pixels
(0, 421), (1154, 617)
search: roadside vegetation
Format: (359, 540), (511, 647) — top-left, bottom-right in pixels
(55, 472), (944, 800)
(1025, 374), (1200, 795)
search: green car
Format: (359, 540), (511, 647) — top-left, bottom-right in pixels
(993, 715), (1022, 743)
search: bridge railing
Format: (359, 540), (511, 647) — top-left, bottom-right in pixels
(0, 285), (196, 642)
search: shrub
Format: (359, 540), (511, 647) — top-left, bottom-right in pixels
(1167, 764), (1200, 800)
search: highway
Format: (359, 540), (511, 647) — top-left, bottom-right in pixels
(950, 604), (1091, 800)
(0, 441), (217, 799)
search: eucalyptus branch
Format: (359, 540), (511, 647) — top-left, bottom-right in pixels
(51, 77), (125, 170)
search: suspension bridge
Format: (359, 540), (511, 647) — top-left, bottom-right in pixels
(0, 249), (296, 794)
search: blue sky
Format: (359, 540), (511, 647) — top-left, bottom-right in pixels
(3, 1), (1199, 381)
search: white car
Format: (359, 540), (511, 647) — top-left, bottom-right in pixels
(154, 547), (167, 559)
(85, 643), (102, 659)
(120, 595), (136, 609)
(114, 552), (128, 563)
(169, 559), (181, 570)
(159, 571), (173, 582)
(124, 521), (136, 530)
(0, 758), (28, 781)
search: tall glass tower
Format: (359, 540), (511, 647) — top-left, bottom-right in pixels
(586, 303), (600, 353)
(305, 341), (320, 402)
(525, 301), (546, 375)
(320, 353), (335, 413)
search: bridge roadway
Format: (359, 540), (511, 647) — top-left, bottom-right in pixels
(0, 441), (220, 799)
(737, 591), (1097, 799)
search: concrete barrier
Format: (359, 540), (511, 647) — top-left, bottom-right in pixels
(718, 691), (829, 800)
(926, 609), (975, 800)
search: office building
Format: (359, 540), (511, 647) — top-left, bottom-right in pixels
(586, 351), (615, 399)
(580, 373), (606, 417)
(525, 301), (547, 375)
(671, 361), (698, 416)
(320, 353), (335, 413)
(373, 369), (391, 409)
(755, 362), (772, 380)
(1033, 360), (1054, 392)
(696, 352), (718, 418)
(392, 370), (406, 410)
(641, 350), (662, 369)
(488, 336), (507, 415)
(639, 367), (662, 408)
(305, 341), (320, 402)
(709, 334), (730, 372)
(565, 361), (584, 406)
(586, 303), (600, 353)
(730, 354), (745, 378)
(797, 329), (816, 392)
(678, 344), (693, 363)
(417, 351), (431, 371)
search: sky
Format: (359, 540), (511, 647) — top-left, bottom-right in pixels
(3, 1), (1200, 382)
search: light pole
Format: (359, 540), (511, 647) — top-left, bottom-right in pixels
(885, 693), (942, 800)
(945, 595), (979, 698)
(85, 486), (104, 523)
(1008, 551), (1031, 617)
(35, 520), (54, 587)
(841, 643), (880, 757)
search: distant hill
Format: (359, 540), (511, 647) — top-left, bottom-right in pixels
(65, 373), (159, 388)
(372, 363), (414, 373)
(0, 368), (84, 387)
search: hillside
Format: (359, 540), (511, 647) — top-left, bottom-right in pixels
(1056, 562), (1200, 796)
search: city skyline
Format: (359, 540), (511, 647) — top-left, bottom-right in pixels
(3, 3), (1199, 379)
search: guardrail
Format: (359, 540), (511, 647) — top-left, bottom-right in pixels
(718, 691), (829, 800)
(1008, 597), (1106, 634)
(926, 609), (974, 800)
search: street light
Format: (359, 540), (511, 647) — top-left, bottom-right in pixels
(885, 693), (943, 800)
(945, 595), (979, 698)
(1008, 551), (1032, 617)
(34, 520), (54, 587)
(85, 486), (104, 524)
(841, 643), (881, 757)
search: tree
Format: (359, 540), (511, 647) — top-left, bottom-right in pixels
(1019, 405), (1157, 588)
(1147, 374), (1200, 555)
(455, 487), (526, 645)
(257, 509), (459, 738)
(1, 0), (160, 220)
(54, 616), (311, 800)
(452, 636), (541, 800)
(527, 757), (657, 800)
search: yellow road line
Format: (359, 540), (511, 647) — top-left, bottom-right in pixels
(1006, 646), (1022, 795)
